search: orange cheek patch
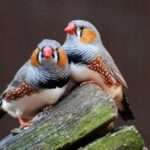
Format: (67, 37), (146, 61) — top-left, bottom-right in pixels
(31, 48), (40, 66)
(57, 48), (68, 67)
(80, 28), (96, 44)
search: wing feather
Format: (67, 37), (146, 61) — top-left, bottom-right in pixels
(99, 47), (128, 88)
(1, 61), (38, 101)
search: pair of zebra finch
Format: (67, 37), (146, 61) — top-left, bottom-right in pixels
(0, 20), (134, 128)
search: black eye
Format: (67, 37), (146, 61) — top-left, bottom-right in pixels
(55, 48), (59, 51)
(80, 26), (84, 30)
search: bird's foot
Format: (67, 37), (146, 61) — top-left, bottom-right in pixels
(18, 117), (32, 129)
(20, 122), (31, 129)
(10, 117), (31, 135)
(11, 127), (24, 135)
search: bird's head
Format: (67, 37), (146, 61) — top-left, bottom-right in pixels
(31, 39), (68, 68)
(64, 20), (101, 45)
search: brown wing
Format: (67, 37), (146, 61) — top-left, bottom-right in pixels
(88, 57), (117, 86)
(3, 82), (38, 101)
(102, 50), (128, 88)
(88, 55), (127, 88)
(110, 65), (128, 88)
(98, 47), (128, 88)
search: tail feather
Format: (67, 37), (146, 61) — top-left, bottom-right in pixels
(119, 93), (135, 121)
(0, 109), (6, 118)
(0, 98), (6, 118)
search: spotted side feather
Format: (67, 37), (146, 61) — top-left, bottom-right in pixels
(3, 82), (38, 101)
(88, 57), (119, 86)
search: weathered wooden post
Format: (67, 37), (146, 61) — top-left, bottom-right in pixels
(0, 85), (145, 150)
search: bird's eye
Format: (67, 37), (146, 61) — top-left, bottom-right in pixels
(55, 48), (59, 52)
(80, 27), (84, 37)
(80, 26), (84, 30)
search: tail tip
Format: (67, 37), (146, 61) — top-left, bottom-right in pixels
(119, 93), (135, 121)
(119, 110), (135, 121)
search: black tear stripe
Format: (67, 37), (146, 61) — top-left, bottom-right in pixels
(36, 50), (40, 62)
(37, 77), (70, 89)
(56, 50), (60, 61)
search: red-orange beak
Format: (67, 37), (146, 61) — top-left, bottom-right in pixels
(64, 23), (76, 35)
(43, 47), (53, 59)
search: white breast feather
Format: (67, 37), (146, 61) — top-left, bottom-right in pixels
(2, 85), (67, 118)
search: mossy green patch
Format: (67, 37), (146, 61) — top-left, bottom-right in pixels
(80, 126), (144, 150)
(7, 103), (116, 150)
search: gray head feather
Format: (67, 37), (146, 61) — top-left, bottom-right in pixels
(63, 20), (127, 87)
(8, 39), (70, 89)
(38, 39), (61, 50)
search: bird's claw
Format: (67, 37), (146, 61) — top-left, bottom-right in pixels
(11, 127), (24, 135)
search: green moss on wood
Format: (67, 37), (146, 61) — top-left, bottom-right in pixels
(6, 104), (116, 150)
(79, 126), (144, 150)
(1, 85), (117, 150)
(1, 85), (144, 150)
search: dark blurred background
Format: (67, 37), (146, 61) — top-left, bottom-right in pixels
(0, 0), (149, 147)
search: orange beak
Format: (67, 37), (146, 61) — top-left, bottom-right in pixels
(43, 47), (53, 59)
(64, 23), (76, 35)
